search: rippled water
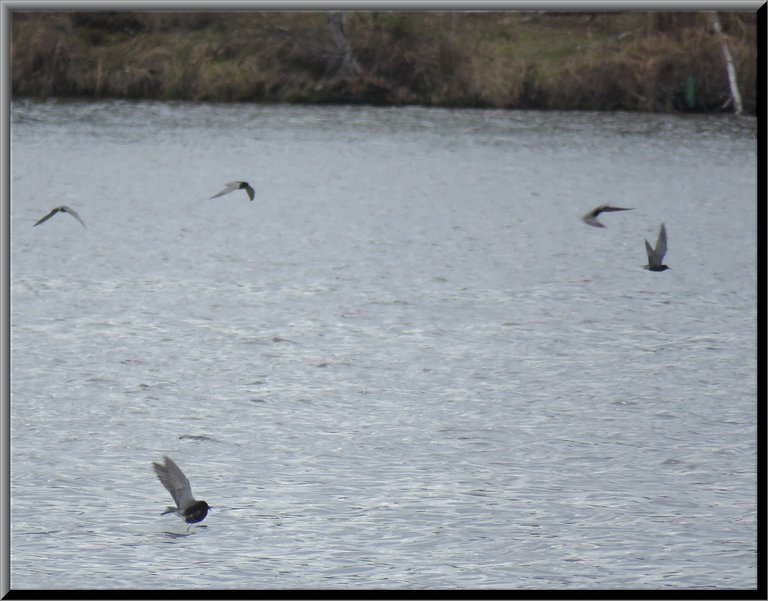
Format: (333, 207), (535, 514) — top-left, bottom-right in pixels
(10, 99), (757, 590)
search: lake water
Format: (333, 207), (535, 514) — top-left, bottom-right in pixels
(9, 99), (757, 590)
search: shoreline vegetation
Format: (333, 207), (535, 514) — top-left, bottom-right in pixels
(11, 11), (758, 114)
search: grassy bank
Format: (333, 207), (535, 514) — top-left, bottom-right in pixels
(11, 11), (758, 113)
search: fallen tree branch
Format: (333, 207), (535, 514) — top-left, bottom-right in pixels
(708, 11), (743, 116)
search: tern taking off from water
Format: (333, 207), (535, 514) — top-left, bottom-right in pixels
(644, 223), (670, 272)
(152, 456), (211, 524)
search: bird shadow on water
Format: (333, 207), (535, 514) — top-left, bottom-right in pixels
(158, 524), (207, 539)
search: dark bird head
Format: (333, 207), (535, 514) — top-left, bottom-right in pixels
(183, 500), (211, 524)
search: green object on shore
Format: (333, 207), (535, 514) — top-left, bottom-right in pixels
(686, 75), (696, 109)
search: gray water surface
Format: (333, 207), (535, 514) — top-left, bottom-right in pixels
(10, 100), (757, 589)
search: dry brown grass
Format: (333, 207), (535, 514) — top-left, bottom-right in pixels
(10, 11), (758, 112)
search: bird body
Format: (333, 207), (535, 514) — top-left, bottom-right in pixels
(34, 206), (86, 228)
(644, 223), (670, 271)
(152, 456), (210, 524)
(210, 181), (255, 201)
(582, 205), (633, 228)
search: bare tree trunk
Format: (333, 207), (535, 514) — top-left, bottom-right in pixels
(708, 11), (743, 115)
(326, 12), (361, 78)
